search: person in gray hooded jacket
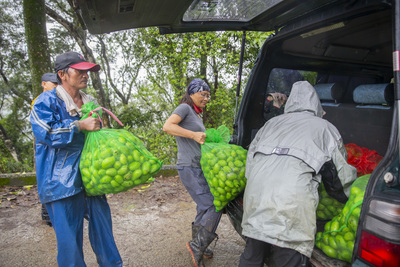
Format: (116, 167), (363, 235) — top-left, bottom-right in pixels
(239, 81), (357, 267)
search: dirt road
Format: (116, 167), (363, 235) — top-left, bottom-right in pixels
(0, 175), (245, 267)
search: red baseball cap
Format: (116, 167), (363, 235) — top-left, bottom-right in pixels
(54, 51), (100, 72)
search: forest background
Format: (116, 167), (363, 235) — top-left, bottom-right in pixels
(0, 0), (270, 173)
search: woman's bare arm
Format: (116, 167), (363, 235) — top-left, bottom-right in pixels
(163, 114), (206, 144)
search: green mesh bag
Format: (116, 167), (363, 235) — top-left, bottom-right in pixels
(200, 125), (248, 212)
(79, 102), (163, 196)
(317, 183), (345, 220)
(204, 125), (230, 144)
(80, 101), (103, 120)
(315, 174), (371, 262)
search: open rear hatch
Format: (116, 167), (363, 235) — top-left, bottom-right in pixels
(75, 0), (344, 34)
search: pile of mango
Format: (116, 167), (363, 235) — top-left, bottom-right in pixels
(200, 126), (248, 211)
(317, 183), (345, 220)
(315, 174), (370, 262)
(201, 132), (248, 212)
(80, 129), (163, 196)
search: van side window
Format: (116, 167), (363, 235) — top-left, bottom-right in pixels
(263, 68), (317, 121)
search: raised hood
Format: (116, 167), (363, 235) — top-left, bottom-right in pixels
(74, 0), (343, 34)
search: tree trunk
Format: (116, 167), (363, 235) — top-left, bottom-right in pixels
(23, 0), (52, 98)
(23, 0), (52, 170)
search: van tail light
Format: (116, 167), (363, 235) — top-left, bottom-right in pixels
(358, 231), (400, 267)
(357, 199), (400, 267)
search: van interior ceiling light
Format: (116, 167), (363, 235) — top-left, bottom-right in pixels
(301, 22), (346, 38)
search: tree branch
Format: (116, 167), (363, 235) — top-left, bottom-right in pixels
(97, 36), (127, 104)
(45, 5), (74, 33)
(45, 4), (111, 127)
(0, 121), (22, 162)
(0, 56), (32, 105)
(147, 72), (174, 105)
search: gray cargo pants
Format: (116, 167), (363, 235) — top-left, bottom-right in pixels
(177, 165), (222, 233)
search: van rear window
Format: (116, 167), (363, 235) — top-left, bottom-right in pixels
(183, 0), (285, 22)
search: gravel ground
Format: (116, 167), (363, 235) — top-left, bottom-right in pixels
(0, 175), (246, 267)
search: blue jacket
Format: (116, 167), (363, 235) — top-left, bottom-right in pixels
(31, 89), (85, 203)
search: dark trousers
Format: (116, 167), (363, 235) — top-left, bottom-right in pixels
(177, 166), (222, 233)
(239, 237), (310, 267)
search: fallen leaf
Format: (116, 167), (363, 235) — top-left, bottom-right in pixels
(125, 204), (136, 210)
(23, 185), (34, 190)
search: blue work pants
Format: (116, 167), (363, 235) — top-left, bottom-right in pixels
(45, 191), (122, 267)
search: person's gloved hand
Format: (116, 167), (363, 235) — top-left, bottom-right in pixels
(267, 93), (287, 108)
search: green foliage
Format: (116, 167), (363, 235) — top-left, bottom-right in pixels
(247, 31), (274, 48)
(1, 0), (43, 171)
(131, 126), (178, 166)
(113, 104), (157, 129)
(2, 0), (271, 171)
(0, 0), (33, 99)
(0, 157), (33, 173)
(0, 97), (34, 172)
(97, 28), (265, 164)
(0, 139), (33, 173)
(300, 70), (318, 85)
(205, 85), (237, 131)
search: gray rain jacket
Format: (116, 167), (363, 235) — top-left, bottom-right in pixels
(241, 81), (357, 257)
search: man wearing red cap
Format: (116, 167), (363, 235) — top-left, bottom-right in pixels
(31, 52), (122, 267)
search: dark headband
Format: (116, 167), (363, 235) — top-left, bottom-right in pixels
(188, 78), (210, 95)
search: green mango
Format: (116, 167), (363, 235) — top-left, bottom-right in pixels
(322, 245), (337, 258)
(81, 168), (90, 177)
(150, 163), (160, 173)
(132, 169), (142, 180)
(102, 156), (115, 169)
(99, 148), (112, 159)
(80, 129), (162, 196)
(142, 161), (151, 175)
(129, 162), (141, 171)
